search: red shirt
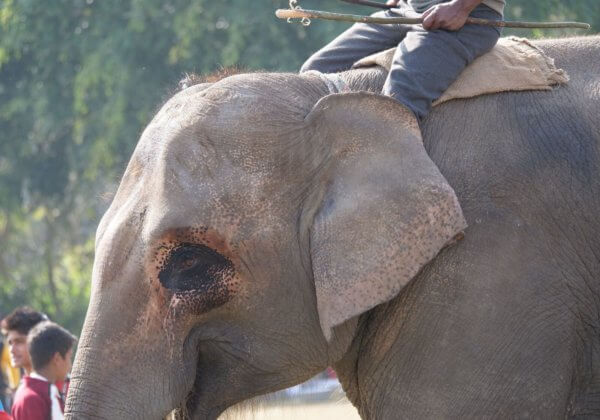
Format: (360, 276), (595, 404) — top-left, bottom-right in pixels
(55, 379), (69, 404)
(11, 376), (64, 420)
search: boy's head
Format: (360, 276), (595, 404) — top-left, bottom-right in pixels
(28, 321), (76, 382)
(1, 307), (47, 371)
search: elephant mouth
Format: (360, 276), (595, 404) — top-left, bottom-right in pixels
(180, 349), (225, 420)
(182, 352), (203, 418)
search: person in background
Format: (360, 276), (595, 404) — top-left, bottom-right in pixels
(1, 308), (47, 378)
(0, 397), (12, 420)
(1, 308), (48, 412)
(11, 321), (76, 420)
(0, 340), (8, 411)
(1, 341), (21, 392)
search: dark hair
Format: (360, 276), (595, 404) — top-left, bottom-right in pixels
(27, 321), (76, 371)
(1, 307), (47, 335)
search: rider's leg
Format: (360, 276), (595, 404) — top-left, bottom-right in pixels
(383, 4), (502, 120)
(300, 10), (412, 74)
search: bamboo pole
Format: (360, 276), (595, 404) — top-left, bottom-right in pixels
(275, 8), (591, 30)
(339, 0), (394, 9)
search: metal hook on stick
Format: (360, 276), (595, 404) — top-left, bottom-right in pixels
(288, 0), (311, 26)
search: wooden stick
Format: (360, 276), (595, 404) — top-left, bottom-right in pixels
(339, 0), (393, 9)
(275, 8), (591, 29)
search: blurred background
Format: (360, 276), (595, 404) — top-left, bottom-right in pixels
(0, 0), (598, 417)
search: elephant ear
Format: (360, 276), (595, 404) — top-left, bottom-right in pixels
(305, 92), (467, 340)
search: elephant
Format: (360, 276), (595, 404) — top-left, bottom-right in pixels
(65, 35), (600, 419)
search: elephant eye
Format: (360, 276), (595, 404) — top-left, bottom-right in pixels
(175, 250), (200, 271)
(158, 243), (234, 294)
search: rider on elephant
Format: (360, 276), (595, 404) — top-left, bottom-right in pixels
(301, 0), (505, 120)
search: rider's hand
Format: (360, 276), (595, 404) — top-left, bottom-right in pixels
(422, 0), (476, 31)
(385, 0), (401, 6)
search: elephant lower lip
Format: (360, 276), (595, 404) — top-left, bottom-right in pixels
(183, 390), (223, 420)
(181, 349), (227, 420)
(184, 354), (203, 417)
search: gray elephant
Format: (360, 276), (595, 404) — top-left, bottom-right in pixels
(65, 36), (600, 419)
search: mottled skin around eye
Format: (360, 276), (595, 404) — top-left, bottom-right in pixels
(149, 227), (241, 317)
(159, 243), (236, 315)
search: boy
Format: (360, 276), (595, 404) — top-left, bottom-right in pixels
(11, 322), (76, 420)
(301, 0), (504, 120)
(1, 308), (47, 378)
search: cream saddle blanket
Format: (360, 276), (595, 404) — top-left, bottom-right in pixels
(353, 37), (569, 106)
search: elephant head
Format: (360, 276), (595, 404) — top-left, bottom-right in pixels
(65, 72), (465, 419)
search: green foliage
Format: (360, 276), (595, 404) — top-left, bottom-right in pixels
(504, 0), (600, 36)
(0, 0), (597, 335)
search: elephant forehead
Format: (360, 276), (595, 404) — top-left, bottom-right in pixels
(200, 73), (316, 122)
(131, 133), (308, 240)
(140, 193), (289, 252)
(131, 74), (328, 199)
(134, 126), (277, 212)
(136, 164), (291, 245)
(113, 72), (323, 251)
(137, 104), (298, 191)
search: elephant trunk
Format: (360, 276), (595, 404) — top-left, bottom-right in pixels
(65, 374), (143, 419)
(65, 335), (178, 419)
(65, 287), (190, 419)
(65, 305), (148, 419)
